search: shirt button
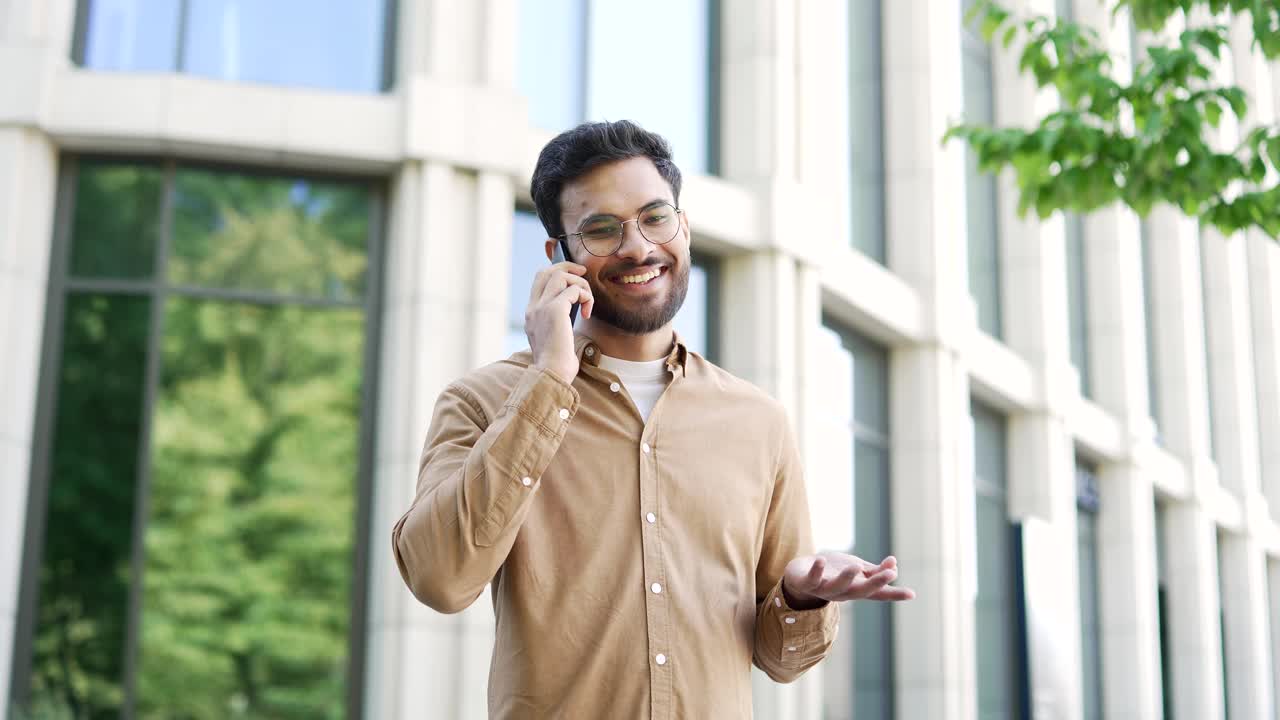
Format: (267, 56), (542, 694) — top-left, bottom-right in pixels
(774, 597), (782, 608)
(787, 646), (797, 652)
(521, 477), (533, 487)
(609, 382), (621, 392)
(585, 347), (595, 357)
(641, 442), (651, 454)
(655, 654), (667, 666)
(646, 512), (656, 524)
(784, 616), (796, 624)
(558, 408), (570, 420)
(651, 582), (662, 594)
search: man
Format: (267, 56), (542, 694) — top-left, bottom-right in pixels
(392, 120), (914, 718)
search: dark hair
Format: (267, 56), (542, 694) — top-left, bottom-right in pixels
(530, 120), (683, 240)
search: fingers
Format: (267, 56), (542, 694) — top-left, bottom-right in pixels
(537, 271), (593, 318)
(796, 553), (914, 604)
(829, 565), (914, 603)
(804, 556), (826, 586)
(869, 585), (917, 601)
(530, 262), (586, 304)
(553, 284), (593, 319)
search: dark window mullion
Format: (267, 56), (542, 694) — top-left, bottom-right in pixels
(63, 278), (365, 309)
(344, 182), (388, 720)
(851, 423), (889, 448)
(173, 0), (191, 73)
(706, 0), (722, 175)
(9, 157), (81, 712)
(120, 160), (176, 719)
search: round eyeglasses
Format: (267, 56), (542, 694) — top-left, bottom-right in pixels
(557, 202), (683, 257)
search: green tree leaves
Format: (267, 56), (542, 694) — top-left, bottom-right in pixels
(946, 0), (1280, 238)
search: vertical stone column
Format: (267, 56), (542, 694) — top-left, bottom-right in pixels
(1073, 4), (1165, 717)
(0, 0), (75, 708)
(363, 160), (498, 720)
(0, 125), (59, 717)
(881, 2), (975, 718)
(1163, 500), (1226, 719)
(1236, 19), (1280, 522)
(991, 2), (1082, 717)
(1218, 533), (1275, 718)
(1199, 223), (1261, 500)
(1214, 19), (1279, 719)
(1095, 462), (1163, 719)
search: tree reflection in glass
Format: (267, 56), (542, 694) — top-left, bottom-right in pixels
(136, 299), (363, 719)
(68, 162), (163, 280)
(29, 293), (150, 719)
(168, 170), (369, 301)
(25, 160), (373, 719)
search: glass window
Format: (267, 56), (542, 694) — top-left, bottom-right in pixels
(586, 0), (715, 174)
(961, 0), (1002, 339)
(1139, 221), (1161, 434)
(168, 169), (371, 300)
(1076, 460), (1104, 720)
(518, 0), (719, 174)
(672, 252), (717, 361)
(77, 0), (392, 93)
(506, 210), (719, 361)
(516, 0), (588, 132)
(17, 159), (377, 719)
(25, 293), (151, 718)
(821, 321), (892, 720)
(506, 210), (550, 356)
(1196, 234), (1218, 459)
(1155, 503), (1174, 719)
(1065, 212), (1092, 397)
(849, 0), (886, 264)
(1215, 532), (1229, 720)
(69, 161), (164, 279)
(972, 401), (1028, 720)
(1269, 560), (1279, 720)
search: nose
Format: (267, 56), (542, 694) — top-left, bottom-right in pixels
(613, 218), (654, 264)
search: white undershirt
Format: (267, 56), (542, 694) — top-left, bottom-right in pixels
(597, 354), (671, 422)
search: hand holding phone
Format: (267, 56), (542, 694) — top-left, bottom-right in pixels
(526, 241), (592, 383)
(550, 240), (579, 325)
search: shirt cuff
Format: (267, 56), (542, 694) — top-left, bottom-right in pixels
(761, 580), (840, 665)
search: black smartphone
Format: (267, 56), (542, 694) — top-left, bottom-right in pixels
(550, 239), (579, 325)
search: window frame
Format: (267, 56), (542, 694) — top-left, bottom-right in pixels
(820, 318), (893, 720)
(960, 0), (1004, 340)
(1075, 458), (1105, 720)
(69, 0), (399, 93)
(10, 155), (388, 720)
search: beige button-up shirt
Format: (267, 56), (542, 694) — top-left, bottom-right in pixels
(393, 335), (840, 718)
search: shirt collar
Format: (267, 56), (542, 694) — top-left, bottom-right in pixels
(574, 332), (689, 377)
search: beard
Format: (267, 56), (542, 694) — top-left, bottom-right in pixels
(588, 260), (690, 335)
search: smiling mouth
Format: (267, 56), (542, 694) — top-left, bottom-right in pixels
(612, 267), (666, 286)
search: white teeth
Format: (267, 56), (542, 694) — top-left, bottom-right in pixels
(619, 268), (661, 284)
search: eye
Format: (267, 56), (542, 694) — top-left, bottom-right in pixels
(582, 222), (619, 239)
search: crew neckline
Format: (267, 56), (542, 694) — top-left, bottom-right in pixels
(597, 354), (670, 383)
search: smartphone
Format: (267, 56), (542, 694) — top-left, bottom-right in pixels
(550, 239), (579, 325)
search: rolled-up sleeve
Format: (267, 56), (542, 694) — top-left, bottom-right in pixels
(751, 417), (840, 682)
(392, 366), (579, 613)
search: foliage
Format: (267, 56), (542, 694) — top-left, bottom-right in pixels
(945, 0), (1280, 238)
(23, 164), (371, 719)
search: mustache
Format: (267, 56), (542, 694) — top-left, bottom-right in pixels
(606, 259), (665, 278)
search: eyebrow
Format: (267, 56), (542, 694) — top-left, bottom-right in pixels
(577, 199), (671, 229)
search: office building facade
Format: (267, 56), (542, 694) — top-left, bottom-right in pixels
(2, 0), (1278, 717)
